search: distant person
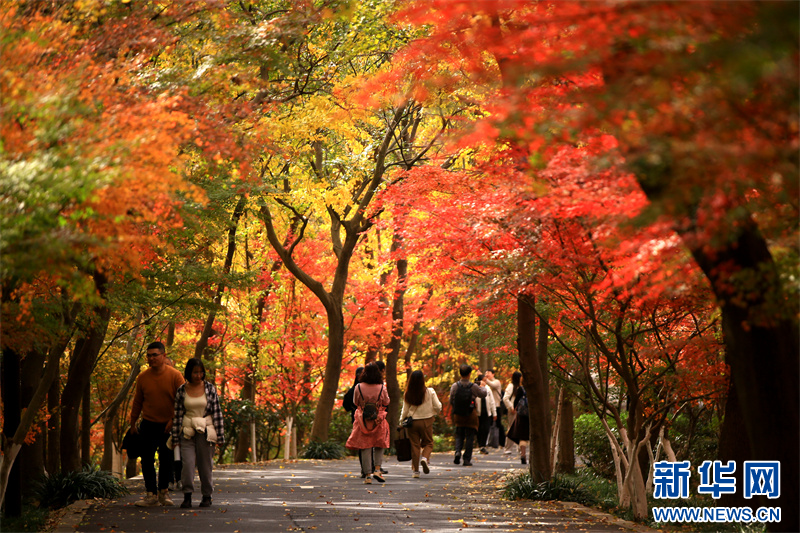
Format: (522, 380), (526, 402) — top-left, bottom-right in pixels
(449, 364), (486, 467)
(400, 370), (442, 478)
(373, 360), (388, 475)
(502, 371), (520, 456)
(483, 368), (505, 449)
(474, 374), (497, 455)
(504, 371), (529, 464)
(343, 366), (365, 424)
(172, 358), (225, 508)
(129, 342), (185, 507)
(165, 356), (184, 491)
(345, 362), (390, 483)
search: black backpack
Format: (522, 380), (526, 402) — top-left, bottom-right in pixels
(516, 388), (529, 417)
(452, 382), (475, 416)
(360, 384), (383, 423)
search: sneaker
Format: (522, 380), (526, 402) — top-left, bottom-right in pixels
(420, 457), (430, 474)
(158, 489), (174, 506)
(135, 493), (160, 507)
(372, 472), (385, 483)
(379, 467), (388, 474)
(480, 447), (489, 455)
(412, 471), (420, 478)
(454, 453), (461, 465)
(364, 475), (372, 484)
(503, 450), (513, 455)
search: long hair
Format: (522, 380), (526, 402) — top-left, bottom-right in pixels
(511, 370), (522, 394)
(360, 362), (383, 385)
(404, 370), (427, 406)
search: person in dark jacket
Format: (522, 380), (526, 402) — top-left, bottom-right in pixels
(343, 366), (364, 423)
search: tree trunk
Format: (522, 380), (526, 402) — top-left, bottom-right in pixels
(195, 195), (247, 370)
(61, 287), (111, 473)
(46, 365), (60, 475)
(555, 388), (575, 474)
(517, 295), (551, 482)
(1, 347), (22, 517)
(81, 379), (91, 467)
(687, 218), (799, 531)
(19, 348), (47, 501)
(309, 304), (345, 442)
(384, 251), (407, 444)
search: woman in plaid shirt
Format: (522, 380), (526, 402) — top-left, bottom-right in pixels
(172, 358), (225, 508)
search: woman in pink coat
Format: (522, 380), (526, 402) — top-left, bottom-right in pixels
(346, 362), (390, 484)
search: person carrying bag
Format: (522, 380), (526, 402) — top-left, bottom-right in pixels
(400, 370), (442, 478)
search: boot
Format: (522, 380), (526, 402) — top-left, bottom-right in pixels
(180, 493), (192, 508)
(199, 495), (212, 507)
(158, 488), (174, 506)
(135, 492), (159, 507)
(520, 445), (527, 465)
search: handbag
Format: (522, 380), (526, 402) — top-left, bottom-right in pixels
(402, 416), (413, 428)
(394, 427), (412, 462)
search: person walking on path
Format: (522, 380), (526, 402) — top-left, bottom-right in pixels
(343, 366), (364, 424)
(346, 362), (390, 484)
(449, 364), (487, 467)
(129, 342), (185, 507)
(474, 374), (497, 455)
(172, 358), (225, 508)
(400, 370), (442, 478)
(502, 372), (520, 456)
(504, 371), (530, 465)
(483, 368), (505, 450)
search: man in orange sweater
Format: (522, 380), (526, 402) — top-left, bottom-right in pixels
(130, 341), (185, 507)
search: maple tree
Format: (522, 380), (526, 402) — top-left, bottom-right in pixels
(375, 0), (798, 524)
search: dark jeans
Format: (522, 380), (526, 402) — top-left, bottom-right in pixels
(139, 419), (173, 494)
(495, 415), (506, 447)
(454, 426), (476, 463)
(477, 415), (491, 448)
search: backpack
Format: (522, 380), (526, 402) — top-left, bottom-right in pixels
(452, 382), (475, 416)
(516, 389), (529, 417)
(360, 384), (383, 423)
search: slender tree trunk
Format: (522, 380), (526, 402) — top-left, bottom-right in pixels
(81, 380), (91, 467)
(195, 195), (247, 370)
(2, 347), (22, 517)
(61, 300), (111, 473)
(46, 366), (60, 475)
(309, 304), (345, 442)
(517, 295), (551, 482)
(384, 249), (407, 444)
(19, 349), (47, 500)
(555, 390), (575, 474)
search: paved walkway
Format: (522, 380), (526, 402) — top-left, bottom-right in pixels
(62, 452), (658, 532)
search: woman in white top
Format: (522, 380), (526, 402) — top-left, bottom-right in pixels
(474, 374), (497, 454)
(400, 370), (442, 478)
(172, 358), (225, 508)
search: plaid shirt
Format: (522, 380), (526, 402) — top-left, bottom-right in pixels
(172, 380), (225, 447)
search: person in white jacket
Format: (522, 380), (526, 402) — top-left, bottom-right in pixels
(474, 374), (497, 454)
(400, 370), (442, 478)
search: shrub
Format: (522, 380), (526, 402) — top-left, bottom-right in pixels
(504, 472), (598, 506)
(34, 467), (128, 509)
(574, 412), (626, 479)
(301, 440), (345, 460)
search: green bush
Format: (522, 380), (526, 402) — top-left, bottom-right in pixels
(301, 440), (345, 460)
(33, 467), (128, 509)
(574, 412), (626, 479)
(503, 472), (598, 506)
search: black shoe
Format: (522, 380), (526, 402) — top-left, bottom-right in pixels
(180, 494), (192, 508)
(454, 453), (461, 465)
(479, 447), (489, 455)
(521, 456), (527, 465)
(463, 461), (473, 466)
(199, 496), (212, 508)
(379, 467), (388, 474)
